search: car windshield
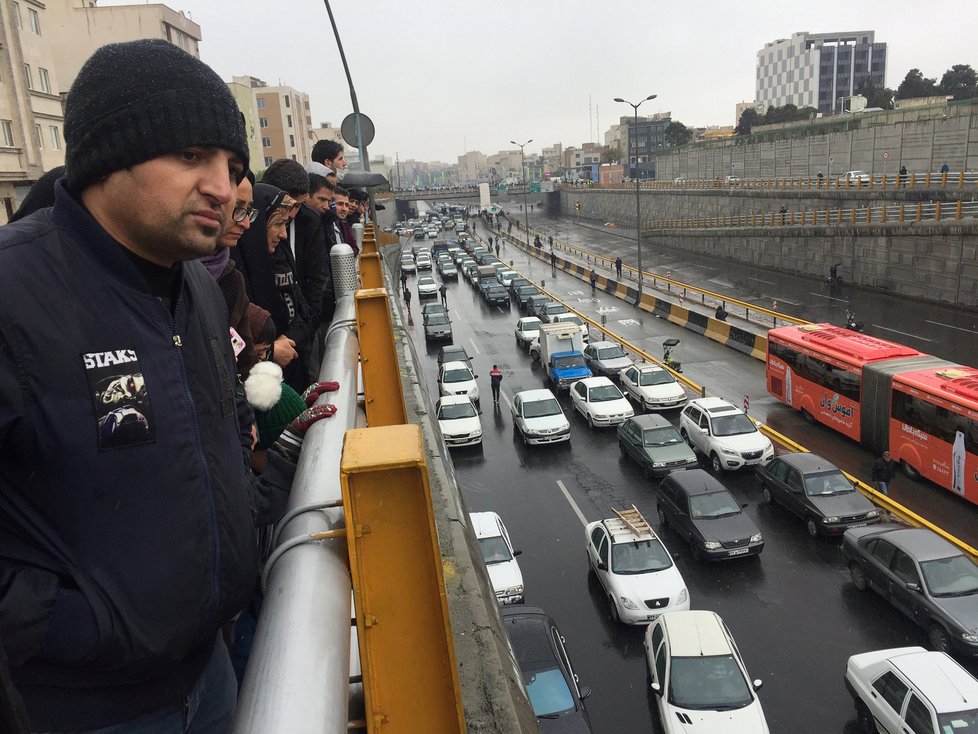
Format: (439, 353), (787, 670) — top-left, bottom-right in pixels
(419, 278), (434, 285)
(524, 398), (561, 418)
(690, 491), (742, 519)
(803, 470), (854, 496)
(597, 346), (626, 359)
(711, 413), (757, 437)
(937, 710), (978, 733)
(611, 539), (672, 574)
(643, 426), (684, 447)
(443, 368), (472, 383)
(553, 354), (586, 369)
(588, 385), (623, 402)
(427, 315), (449, 326)
(525, 668), (575, 717)
(669, 655), (753, 710)
(478, 536), (512, 564)
(920, 554), (978, 597)
(559, 316), (584, 326)
(438, 402), (476, 420)
(639, 370), (674, 386)
(518, 286), (539, 295)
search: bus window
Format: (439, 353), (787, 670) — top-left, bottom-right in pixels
(892, 390), (978, 454)
(769, 340), (860, 401)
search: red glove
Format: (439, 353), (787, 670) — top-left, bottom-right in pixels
(275, 403), (337, 461)
(301, 380), (341, 407)
(288, 403), (337, 435)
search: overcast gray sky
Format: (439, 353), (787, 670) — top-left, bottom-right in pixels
(104, 0), (978, 162)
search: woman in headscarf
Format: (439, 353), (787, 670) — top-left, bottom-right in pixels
(231, 183), (312, 392)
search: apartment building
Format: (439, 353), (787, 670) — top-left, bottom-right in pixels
(44, 1), (202, 91)
(0, 1), (66, 219)
(226, 79), (264, 176)
(232, 76), (313, 169)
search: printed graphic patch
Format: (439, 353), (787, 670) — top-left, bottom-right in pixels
(83, 349), (156, 450)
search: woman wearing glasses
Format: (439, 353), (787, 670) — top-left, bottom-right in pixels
(231, 184), (313, 392)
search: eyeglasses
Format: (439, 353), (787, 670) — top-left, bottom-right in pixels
(232, 206), (259, 223)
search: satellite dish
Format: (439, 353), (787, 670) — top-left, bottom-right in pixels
(341, 112), (375, 148)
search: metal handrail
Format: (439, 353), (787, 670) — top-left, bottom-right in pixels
(647, 199), (978, 230)
(233, 293), (359, 734)
(570, 170), (978, 191)
(504, 215), (807, 326)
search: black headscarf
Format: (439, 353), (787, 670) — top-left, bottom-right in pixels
(230, 183), (290, 335)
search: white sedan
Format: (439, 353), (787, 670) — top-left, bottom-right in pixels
(619, 364), (688, 411)
(400, 256), (416, 274)
(514, 316), (541, 351)
(436, 395), (482, 448)
(417, 275), (439, 298)
(569, 376), (633, 428)
(470, 511), (523, 603)
(511, 389), (570, 445)
(438, 360), (480, 402)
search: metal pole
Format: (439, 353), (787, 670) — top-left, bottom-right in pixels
(634, 106), (643, 297)
(522, 148), (530, 249)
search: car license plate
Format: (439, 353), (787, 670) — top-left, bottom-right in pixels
(847, 522), (867, 528)
(646, 614), (659, 621)
(728, 548), (750, 556)
(668, 467), (687, 473)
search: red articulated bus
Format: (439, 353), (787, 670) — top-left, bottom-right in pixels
(766, 324), (978, 506)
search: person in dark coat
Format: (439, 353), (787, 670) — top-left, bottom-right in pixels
(231, 184), (311, 392)
(871, 451), (898, 496)
(0, 39), (262, 732)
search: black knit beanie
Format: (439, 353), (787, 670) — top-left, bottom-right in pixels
(63, 39), (249, 193)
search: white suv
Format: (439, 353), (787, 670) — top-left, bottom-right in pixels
(585, 508), (689, 625)
(645, 610), (770, 733)
(845, 646), (978, 734)
(679, 397), (773, 473)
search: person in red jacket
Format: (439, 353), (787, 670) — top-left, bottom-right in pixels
(489, 365), (503, 403)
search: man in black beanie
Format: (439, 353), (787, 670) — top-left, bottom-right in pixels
(0, 39), (260, 733)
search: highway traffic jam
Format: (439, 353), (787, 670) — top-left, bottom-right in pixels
(395, 205), (978, 734)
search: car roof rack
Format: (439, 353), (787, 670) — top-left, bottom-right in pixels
(611, 505), (653, 537)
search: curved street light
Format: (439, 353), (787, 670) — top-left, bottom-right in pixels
(615, 94), (657, 298)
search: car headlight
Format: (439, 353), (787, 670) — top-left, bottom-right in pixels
(763, 443), (774, 454)
(473, 430), (483, 438)
(620, 596), (639, 610)
(506, 585), (524, 596)
(962, 631), (978, 643)
(652, 462), (665, 468)
(823, 516), (840, 524)
(677, 588), (688, 604)
(704, 541), (722, 550)
(719, 446), (739, 456)
(866, 510), (879, 518)
(750, 533), (763, 543)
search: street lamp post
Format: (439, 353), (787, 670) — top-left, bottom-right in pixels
(511, 139), (533, 249)
(614, 94), (657, 298)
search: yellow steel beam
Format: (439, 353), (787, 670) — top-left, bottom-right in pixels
(355, 288), (407, 426)
(360, 253), (383, 290)
(341, 424), (465, 733)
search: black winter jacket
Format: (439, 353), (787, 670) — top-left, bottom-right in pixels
(0, 184), (258, 730)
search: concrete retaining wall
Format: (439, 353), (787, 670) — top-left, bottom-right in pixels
(555, 191), (978, 308)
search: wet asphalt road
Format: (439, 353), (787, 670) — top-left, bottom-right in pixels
(394, 210), (978, 734)
(513, 205), (978, 367)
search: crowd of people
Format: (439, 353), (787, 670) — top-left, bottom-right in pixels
(0, 40), (367, 734)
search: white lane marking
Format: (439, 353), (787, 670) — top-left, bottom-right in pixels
(924, 319), (978, 334)
(872, 325), (934, 342)
(499, 390), (513, 412)
(597, 306), (620, 315)
(748, 277), (776, 286)
(618, 318), (640, 327)
(809, 292), (849, 302)
(468, 337), (482, 355)
(555, 480), (589, 527)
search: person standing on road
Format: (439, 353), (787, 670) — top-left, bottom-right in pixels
(550, 251), (557, 271)
(615, 256), (623, 279)
(871, 450), (898, 496)
(899, 165), (908, 188)
(548, 235), (554, 249)
(589, 268), (598, 292)
(439, 282), (448, 306)
(495, 241), (500, 256)
(400, 270), (408, 290)
(404, 286), (412, 309)
(489, 364), (503, 403)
